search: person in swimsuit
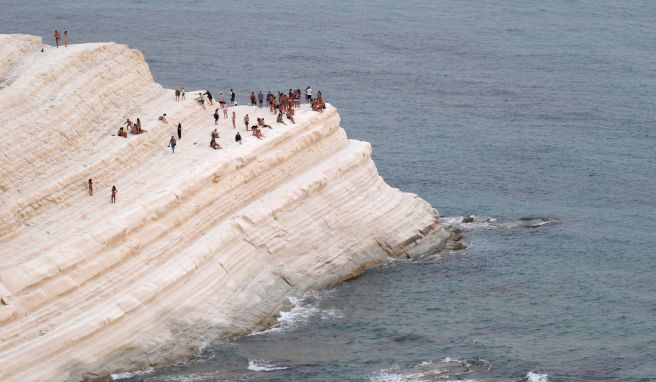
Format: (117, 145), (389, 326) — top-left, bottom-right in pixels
(258, 91), (264, 107)
(214, 108), (220, 125)
(211, 129), (219, 139)
(136, 118), (142, 134)
(175, 88), (181, 101)
(230, 89), (236, 106)
(118, 127), (128, 137)
(210, 136), (222, 150)
(252, 127), (263, 139)
(286, 110), (295, 124)
(123, 118), (134, 132)
(111, 185), (117, 203)
(169, 136), (176, 153)
(159, 114), (168, 123)
(88, 179), (93, 196)
(235, 131), (242, 145)
(64, 31), (69, 47)
(177, 123), (182, 139)
(54, 30), (61, 48)
(223, 105), (228, 118)
(232, 111), (236, 129)
(250, 92), (257, 106)
(244, 114), (250, 131)
(181, 87), (186, 99)
(277, 112), (286, 125)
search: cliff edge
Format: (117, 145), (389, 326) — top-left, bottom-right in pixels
(0, 34), (450, 381)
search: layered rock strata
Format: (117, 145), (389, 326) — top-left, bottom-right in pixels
(0, 34), (450, 381)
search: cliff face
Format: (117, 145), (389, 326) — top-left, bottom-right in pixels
(0, 34), (449, 381)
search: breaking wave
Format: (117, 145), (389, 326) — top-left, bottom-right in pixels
(247, 359), (290, 372)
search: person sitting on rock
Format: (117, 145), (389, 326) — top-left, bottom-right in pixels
(210, 136), (222, 150)
(235, 131), (242, 145)
(117, 127), (128, 138)
(158, 113), (168, 124)
(252, 126), (263, 139)
(211, 129), (219, 139)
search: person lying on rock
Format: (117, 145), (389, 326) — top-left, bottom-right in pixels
(158, 113), (168, 124)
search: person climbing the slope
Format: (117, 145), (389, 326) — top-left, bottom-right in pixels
(111, 185), (117, 203)
(204, 90), (214, 105)
(169, 136), (176, 153)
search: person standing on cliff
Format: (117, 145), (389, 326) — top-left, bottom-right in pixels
(111, 185), (117, 203)
(177, 123), (182, 139)
(232, 111), (236, 129)
(244, 114), (250, 131)
(169, 136), (176, 153)
(175, 88), (181, 101)
(54, 30), (61, 48)
(258, 90), (264, 108)
(230, 89), (236, 106)
(64, 31), (69, 47)
(250, 92), (257, 106)
(181, 87), (186, 99)
(305, 86), (312, 103)
(88, 179), (93, 196)
(214, 108), (220, 125)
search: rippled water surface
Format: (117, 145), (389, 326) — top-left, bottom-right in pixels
(3, 1), (655, 381)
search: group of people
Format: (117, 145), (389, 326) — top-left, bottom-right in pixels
(118, 117), (143, 137)
(53, 30), (69, 48)
(107, 85), (326, 202)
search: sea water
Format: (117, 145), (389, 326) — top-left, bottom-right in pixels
(2, 1), (655, 381)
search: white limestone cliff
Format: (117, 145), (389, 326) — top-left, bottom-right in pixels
(0, 34), (451, 381)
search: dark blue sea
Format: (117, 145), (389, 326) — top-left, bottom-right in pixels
(3, 1), (655, 381)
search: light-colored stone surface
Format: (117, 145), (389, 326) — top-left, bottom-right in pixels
(0, 34), (450, 381)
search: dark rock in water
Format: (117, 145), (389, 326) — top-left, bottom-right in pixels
(451, 242), (466, 250)
(462, 216), (474, 223)
(451, 233), (463, 242)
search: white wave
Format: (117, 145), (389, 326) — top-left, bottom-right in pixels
(526, 371), (549, 382)
(247, 359), (289, 372)
(250, 292), (343, 335)
(111, 367), (154, 380)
